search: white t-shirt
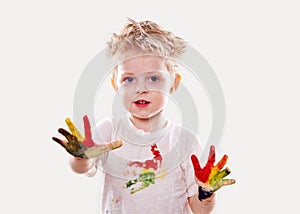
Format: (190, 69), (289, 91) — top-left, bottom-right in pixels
(92, 116), (203, 214)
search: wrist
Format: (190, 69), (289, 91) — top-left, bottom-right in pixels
(69, 156), (93, 174)
(198, 186), (214, 201)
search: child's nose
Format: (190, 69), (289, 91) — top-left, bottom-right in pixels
(135, 81), (148, 93)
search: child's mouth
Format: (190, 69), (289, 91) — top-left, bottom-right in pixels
(134, 100), (150, 108)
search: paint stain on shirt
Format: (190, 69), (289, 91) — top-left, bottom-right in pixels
(125, 144), (163, 194)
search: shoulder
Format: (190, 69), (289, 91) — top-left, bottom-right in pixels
(94, 116), (128, 142)
(167, 121), (203, 154)
(96, 116), (128, 129)
(96, 117), (113, 129)
(93, 117), (115, 143)
(169, 122), (199, 142)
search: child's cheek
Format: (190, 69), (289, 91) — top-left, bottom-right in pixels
(149, 82), (170, 93)
(118, 85), (135, 97)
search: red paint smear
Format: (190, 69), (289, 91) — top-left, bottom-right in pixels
(191, 145), (216, 183)
(127, 144), (162, 170)
(216, 154), (228, 169)
(82, 115), (95, 147)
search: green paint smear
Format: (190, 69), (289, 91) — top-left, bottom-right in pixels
(126, 172), (156, 194)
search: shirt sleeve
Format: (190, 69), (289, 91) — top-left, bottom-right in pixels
(93, 117), (113, 143)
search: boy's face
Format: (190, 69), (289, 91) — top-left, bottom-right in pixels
(111, 55), (180, 120)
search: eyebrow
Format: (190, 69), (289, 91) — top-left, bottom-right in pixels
(120, 73), (134, 80)
(121, 72), (135, 76)
(121, 71), (164, 76)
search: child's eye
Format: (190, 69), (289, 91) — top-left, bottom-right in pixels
(124, 77), (134, 83)
(149, 76), (158, 82)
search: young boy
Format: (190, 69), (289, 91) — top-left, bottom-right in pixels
(59, 18), (233, 214)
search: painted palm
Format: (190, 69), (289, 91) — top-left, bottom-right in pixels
(191, 145), (235, 196)
(52, 115), (122, 158)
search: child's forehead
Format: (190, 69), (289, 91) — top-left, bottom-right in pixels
(117, 55), (167, 74)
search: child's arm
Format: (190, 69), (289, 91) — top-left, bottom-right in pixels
(69, 157), (95, 174)
(188, 193), (216, 214)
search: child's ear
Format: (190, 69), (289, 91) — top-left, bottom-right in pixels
(110, 77), (118, 92)
(170, 73), (181, 93)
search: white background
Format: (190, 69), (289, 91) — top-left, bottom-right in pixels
(1, 0), (299, 213)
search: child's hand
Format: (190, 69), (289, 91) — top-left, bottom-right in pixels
(52, 115), (123, 158)
(191, 145), (235, 201)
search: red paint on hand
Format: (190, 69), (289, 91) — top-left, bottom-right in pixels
(82, 115), (95, 147)
(216, 154), (228, 170)
(191, 145), (216, 183)
(191, 145), (235, 192)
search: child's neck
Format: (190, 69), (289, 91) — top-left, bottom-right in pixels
(129, 114), (168, 133)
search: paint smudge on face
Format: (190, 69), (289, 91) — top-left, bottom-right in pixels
(127, 144), (162, 170)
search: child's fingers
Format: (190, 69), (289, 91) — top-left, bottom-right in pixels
(83, 145), (111, 158)
(209, 145), (215, 157)
(199, 145), (216, 183)
(106, 139), (123, 150)
(209, 167), (233, 191)
(82, 115), (95, 147)
(52, 137), (84, 158)
(65, 118), (84, 141)
(83, 115), (91, 139)
(205, 145), (216, 168)
(221, 179), (236, 187)
(58, 128), (83, 150)
(191, 154), (201, 172)
(215, 154), (228, 170)
(58, 128), (75, 143)
(83, 140), (123, 158)
(191, 154), (205, 182)
(215, 167), (231, 180)
(52, 137), (67, 148)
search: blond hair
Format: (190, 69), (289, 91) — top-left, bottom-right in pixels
(107, 18), (186, 65)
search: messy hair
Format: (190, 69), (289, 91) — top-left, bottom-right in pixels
(107, 18), (187, 66)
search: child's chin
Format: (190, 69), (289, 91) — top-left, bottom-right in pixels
(131, 113), (152, 120)
(132, 111), (162, 120)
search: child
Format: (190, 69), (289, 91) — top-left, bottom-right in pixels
(55, 18), (234, 214)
